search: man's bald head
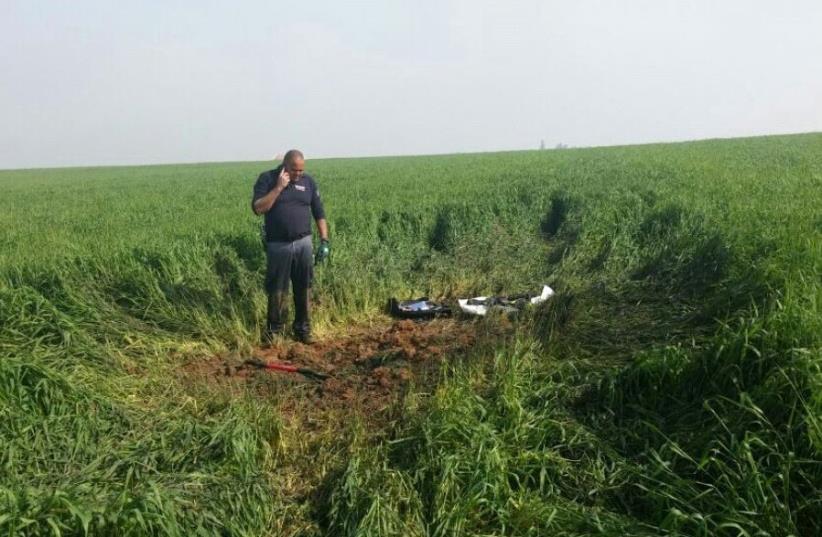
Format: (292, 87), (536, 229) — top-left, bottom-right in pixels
(283, 149), (304, 167)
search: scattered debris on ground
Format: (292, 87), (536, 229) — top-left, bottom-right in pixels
(458, 284), (554, 316)
(388, 297), (452, 319)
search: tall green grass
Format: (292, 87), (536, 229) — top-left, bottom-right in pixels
(1, 133), (820, 535)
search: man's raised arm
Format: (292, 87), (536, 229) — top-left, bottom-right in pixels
(252, 168), (291, 215)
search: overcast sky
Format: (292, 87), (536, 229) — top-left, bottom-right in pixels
(2, 0), (821, 169)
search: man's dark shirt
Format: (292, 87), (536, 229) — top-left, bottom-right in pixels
(252, 165), (326, 243)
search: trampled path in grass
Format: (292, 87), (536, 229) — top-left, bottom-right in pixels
(1, 133), (820, 535)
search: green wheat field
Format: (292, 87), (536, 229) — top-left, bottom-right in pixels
(1, 133), (820, 536)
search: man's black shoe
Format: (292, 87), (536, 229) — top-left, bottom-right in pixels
(263, 325), (284, 347)
(294, 331), (313, 345)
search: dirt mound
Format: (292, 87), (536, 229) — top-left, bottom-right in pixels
(179, 319), (482, 415)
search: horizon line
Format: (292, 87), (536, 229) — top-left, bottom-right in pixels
(2, 130), (819, 173)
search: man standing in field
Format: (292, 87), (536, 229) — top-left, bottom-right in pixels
(252, 150), (329, 344)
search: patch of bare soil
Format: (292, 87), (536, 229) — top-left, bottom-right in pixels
(179, 318), (492, 418)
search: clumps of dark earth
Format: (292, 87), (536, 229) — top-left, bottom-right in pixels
(178, 319), (507, 418)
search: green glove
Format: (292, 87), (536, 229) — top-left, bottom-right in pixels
(315, 239), (330, 264)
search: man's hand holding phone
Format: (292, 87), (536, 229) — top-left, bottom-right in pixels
(276, 167), (291, 191)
